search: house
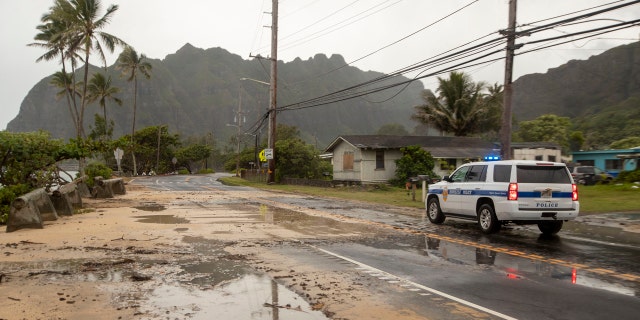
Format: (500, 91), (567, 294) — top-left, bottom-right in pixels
(571, 147), (640, 177)
(511, 142), (562, 162)
(324, 135), (499, 183)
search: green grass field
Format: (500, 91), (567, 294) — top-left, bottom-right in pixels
(220, 177), (640, 215)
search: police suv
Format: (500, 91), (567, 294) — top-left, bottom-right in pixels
(425, 160), (579, 235)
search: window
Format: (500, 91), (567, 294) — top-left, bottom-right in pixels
(535, 155), (543, 161)
(548, 155), (557, 162)
(493, 165), (511, 182)
(516, 165), (572, 183)
(441, 158), (457, 170)
(343, 151), (354, 170)
(466, 165), (487, 182)
(449, 166), (470, 182)
(578, 160), (595, 166)
(605, 159), (622, 170)
(376, 150), (385, 169)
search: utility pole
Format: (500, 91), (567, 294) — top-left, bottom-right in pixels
(500, 0), (517, 160)
(267, 0), (278, 184)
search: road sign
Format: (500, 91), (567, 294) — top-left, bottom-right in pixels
(264, 148), (274, 160)
(259, 149), (266, 162)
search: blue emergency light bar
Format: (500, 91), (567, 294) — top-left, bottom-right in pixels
(483, 155), (501, 161)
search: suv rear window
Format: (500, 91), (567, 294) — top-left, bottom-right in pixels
(517, 165), (572, 183)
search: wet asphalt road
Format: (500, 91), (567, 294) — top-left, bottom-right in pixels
(131, 173), (640, 320)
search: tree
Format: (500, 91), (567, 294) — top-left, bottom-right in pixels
(86, 72), (121, 140)
(391, 145), (436, 187)
(116, 45), (152, 175)
(412, 71), (502, 136)
(30, 3), (83, 138)
(34, 0), (125, 175)
(515, 114), (573, 154)
(376, 123), (409, 136)
(175, 144), (212, 173)
(0, 131), (82, 224)
(610, 137), (640, 149)
(116, 126), (179, 175)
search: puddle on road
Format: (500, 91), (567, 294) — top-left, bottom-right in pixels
(141, 274), (328, 320)
(222, 203), (380, 236)
(135, 214), (189, 224)
(134, 202), (166, 212)
(136, 236), (329, 320)
(349, 234), (640, 298)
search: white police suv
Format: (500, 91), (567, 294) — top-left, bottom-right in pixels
(425, 160), (579, 235)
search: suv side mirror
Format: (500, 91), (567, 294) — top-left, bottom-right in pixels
(443, 175), (452, 182)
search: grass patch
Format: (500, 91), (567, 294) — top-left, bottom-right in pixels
(220, 177), (640, 214)
(577, 183), (640, 214)
(220, 177), (426, 209)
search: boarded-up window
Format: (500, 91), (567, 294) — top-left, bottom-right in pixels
(343, 151), (354, 170)
(376, 150), (385, 169)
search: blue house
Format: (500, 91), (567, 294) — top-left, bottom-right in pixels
(571, 147), (640, 177)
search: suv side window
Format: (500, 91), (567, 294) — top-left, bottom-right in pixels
(466, 165), (487, 182)
(449, 166), (470, 182)
(493, 165), (511, 182)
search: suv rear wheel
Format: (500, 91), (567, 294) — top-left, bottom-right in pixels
(427, 197), (446, 224)
(537, 220), (563, 235)
(477, 204), (501, 234)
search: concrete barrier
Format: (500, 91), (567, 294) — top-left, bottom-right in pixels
(6, 188), (57, 232)
(74, 176), (91, 198)
(103, 178), (126, 195)
(49, 189), (73, 216)
(92, 178), (126, 198)
(58, 182), (83, 209)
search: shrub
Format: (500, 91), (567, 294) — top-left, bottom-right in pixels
(616, 169), (640, 183)
(85, 162), (113, 187)
(0, 184), (32, 225)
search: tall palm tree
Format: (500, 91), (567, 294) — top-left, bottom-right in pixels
(42, 0), (125, 175)
(58, 0), (125, 138)
(412, 71), (501, 136)
(116, 45), (152, 175)
(30, 3), (83, 136)
(87, 72), (122, 140)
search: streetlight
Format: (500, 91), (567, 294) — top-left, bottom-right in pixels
(240, 77), (273, 182)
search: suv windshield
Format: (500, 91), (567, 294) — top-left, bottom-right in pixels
(517, 165), (572, 184)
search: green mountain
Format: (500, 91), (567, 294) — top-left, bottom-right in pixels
(8, 41), (640, 149)
(512, 41), (640, 148)
(6, 44), (424, 147)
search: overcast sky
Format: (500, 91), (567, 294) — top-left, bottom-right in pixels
(1, 0), (638, 130)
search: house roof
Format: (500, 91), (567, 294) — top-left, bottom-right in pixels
(325, 135), (499, 158)
(512, 142), (562, 149)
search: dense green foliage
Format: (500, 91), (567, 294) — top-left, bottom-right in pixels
(114, 125), (180, 174)
(609, 136), (640, 149)
(0, 131), (80, 224)
(84, 162), (113, 187)
(175, 144), (212, 173)
(390, 145), (436, 187)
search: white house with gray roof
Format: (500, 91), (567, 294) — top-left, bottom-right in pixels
(324, 135), (500, 183)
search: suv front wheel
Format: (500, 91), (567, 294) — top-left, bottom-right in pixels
(427, 197), (445, 224)
(477, 204), (501, 234)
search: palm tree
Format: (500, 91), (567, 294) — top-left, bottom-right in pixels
(86, 72), (122, 140)
(49, 71), (82, 132)
(116, 45), (152, 175)
(30, 3), (83, 136)
(412, 71), (502, 136)
(58, 0), (125, 138)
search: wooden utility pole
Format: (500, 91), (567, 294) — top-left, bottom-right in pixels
(267, 0), (278, 183)
(500, 0), (517, 160)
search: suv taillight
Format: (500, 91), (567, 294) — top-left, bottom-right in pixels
(508, 183), (518, 200)
(572, 184), (578, 201)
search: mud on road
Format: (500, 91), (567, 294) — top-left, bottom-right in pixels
(1, 184), (477, 320)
